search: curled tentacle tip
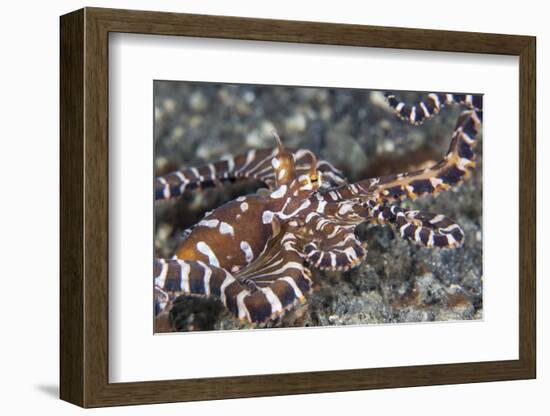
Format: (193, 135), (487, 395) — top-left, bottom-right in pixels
(271, 130), (284, 150)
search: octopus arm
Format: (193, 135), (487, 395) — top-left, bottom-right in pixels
(371, 204), (465, 248)
(154, 148), (277, 200)
(357, 108), (481, 203)
(385, 92), (482, 126)
(233, 231), (314, 322)
(300, 215), (367, 271)
(155, 146), (349, 201)
(154, 231), (314, 330)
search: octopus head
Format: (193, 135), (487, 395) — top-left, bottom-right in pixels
(296, 149), (321, 193)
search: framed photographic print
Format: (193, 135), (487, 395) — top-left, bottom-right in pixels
(60, 7), (536, 407)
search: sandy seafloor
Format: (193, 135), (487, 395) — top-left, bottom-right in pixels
(153, 81), (483, 332)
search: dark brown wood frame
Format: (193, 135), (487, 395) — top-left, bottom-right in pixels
(60, 7), (536, 408)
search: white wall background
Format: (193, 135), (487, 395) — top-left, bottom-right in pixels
(0, 0), (545, 414)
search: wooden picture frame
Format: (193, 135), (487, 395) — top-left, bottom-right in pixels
(60, 7), (536, 408)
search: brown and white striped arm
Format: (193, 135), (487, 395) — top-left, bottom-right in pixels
(154, 233), (313, 328)
(154, 258), (239, 327)
(233, 232), (314, 322)
(385, 92), (483, 125)
(155, 147), (347, 201)
(154, 148), (277, 201)
(370, 204), (464, 248)
(362, 108), (481, 203)
(301, 104), (481, 208)
(300, 212), (367, 271)
(303, 233), (367, 271)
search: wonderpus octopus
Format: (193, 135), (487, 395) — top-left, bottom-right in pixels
(153, 92), (482, 332)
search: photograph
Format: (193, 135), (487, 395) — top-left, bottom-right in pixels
(153, 82), (483, 333)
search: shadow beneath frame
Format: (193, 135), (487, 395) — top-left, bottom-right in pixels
(35, 384), (59, 399)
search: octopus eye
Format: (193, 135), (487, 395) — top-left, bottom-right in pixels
(311, 174), (318, 183)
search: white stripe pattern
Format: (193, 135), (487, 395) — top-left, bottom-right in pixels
(155, 259), (168, 289)
(177, 260), (191, 293)
(261, 287), (283, 315)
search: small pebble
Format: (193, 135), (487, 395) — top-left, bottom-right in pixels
(284, 113), (307, 133)
(163, 98), (176, 113)
(189, 92), (208, 112)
